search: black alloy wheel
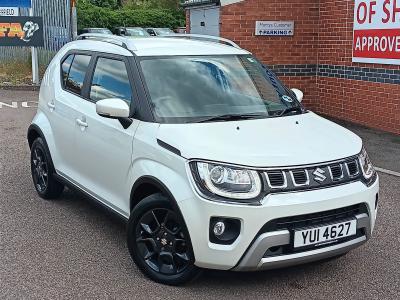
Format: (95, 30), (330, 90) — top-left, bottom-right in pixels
(127, 194), (200, 285)
(30, 137), (64, 199)
(31, 147), (48, 193)
(136, 208), (191, 275)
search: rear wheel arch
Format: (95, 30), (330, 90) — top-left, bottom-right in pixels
(28, 124), (54, 154)
(27, 124), (45, 149)
(27, 124), (56, 173)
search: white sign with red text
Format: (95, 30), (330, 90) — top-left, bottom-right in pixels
(353, 0), (400, 65)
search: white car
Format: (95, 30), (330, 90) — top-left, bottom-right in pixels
(28, 34), (379, 285)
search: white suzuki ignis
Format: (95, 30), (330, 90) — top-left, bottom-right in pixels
(28, 34), (379, 285)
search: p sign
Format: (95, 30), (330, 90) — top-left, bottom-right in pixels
(353, 0), (400, 65)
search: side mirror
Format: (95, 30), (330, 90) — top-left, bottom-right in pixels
(291, 88), (304, 102)
(96, 98), (130, 118)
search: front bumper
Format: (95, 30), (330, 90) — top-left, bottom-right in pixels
(234, 212), (369, 271)
(178, 177), (379, 270)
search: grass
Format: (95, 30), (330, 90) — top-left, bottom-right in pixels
(0, 61), (46, 86)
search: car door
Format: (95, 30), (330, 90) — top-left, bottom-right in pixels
(50, 53), (92, 179)
(73, 54), (140, 215)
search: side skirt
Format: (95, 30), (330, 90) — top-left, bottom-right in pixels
(53, 172), (129, 223)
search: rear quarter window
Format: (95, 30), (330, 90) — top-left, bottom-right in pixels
(61, 54), (74, 86)
(62, 54), (91, 96)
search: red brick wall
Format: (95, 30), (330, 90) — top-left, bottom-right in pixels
(316, 77), (400, 133)
(317, 0), (400, 134)
(279, 75), (317, 109)
(212, 0), (400, 135)
(219, 0), (320, 111)
(220, 0), (320, 64)
(186, 10), (190, 33)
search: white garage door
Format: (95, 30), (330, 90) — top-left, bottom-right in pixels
(190, 6), (220, 37)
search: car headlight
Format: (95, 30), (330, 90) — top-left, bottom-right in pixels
(358, 147), (375, 180)
(191, 162), (262, 200)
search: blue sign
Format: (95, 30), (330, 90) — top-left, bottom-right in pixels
(0, 0), (31, 8)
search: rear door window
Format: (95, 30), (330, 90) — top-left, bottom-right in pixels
(89, 57), (133, 104)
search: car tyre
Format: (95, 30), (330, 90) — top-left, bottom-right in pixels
(30, 137), (64, 199)
(127, 193), (200, 285)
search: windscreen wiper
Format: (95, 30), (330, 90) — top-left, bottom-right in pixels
(196, 113), (267, 123)
(278, 106), (304, 117)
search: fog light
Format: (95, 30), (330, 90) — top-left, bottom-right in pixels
(213, 221), (225, 236)
(209, 217), (241, 245)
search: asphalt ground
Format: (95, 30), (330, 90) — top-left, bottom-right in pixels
(1, 90), (399, 299)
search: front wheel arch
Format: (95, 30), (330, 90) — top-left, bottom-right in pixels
(130, 176), (180, 213)
(129, 176), (195, 261)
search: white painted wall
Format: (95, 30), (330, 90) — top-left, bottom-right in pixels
(190, 6), (220, 36)
(220, 0), (244, 6)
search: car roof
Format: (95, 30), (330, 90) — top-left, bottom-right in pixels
(115, 27), (143, 29)
(71, 36), (250, 57)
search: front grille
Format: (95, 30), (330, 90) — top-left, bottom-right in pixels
(346, 160), (359, 177)
(259, 203), (369, 257)
(263, 156), (362, 193)
(266, 171), (286, 188)
(291, 169), (308, 186)
(265, 204), (367, 231)
(329, 164), (343, 180)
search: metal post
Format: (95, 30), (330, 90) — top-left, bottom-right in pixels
(30, 6), (39, 85)
(71, 0), (78, 40)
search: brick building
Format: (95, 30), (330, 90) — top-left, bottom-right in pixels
(183, 0), (400, 135)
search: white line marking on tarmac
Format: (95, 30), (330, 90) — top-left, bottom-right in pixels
(375, 167), (400, 177)
(0, 101), (38, 108)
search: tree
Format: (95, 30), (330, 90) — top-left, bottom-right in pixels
(88, 0), (119, 8)
(124, 0), (181, 9)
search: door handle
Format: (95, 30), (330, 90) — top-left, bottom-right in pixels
(76, 118), (88, 128)
(47, 102), (55, 110)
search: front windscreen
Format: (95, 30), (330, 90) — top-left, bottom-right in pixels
(154, 28), (174, 35)
(126, 28), (150, 37)
(91, 28), (112, 34)
(140, 55), (303, 123)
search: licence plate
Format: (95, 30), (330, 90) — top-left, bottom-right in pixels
(293, 219), (357, 248)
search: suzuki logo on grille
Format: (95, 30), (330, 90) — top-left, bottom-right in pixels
(313, 168), (327, 183)
(161, 238), (168, 246)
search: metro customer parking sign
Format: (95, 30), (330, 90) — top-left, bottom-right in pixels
(353, 0), (400, 65)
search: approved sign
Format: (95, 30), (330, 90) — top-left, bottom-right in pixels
(353, 0), (400, 65)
